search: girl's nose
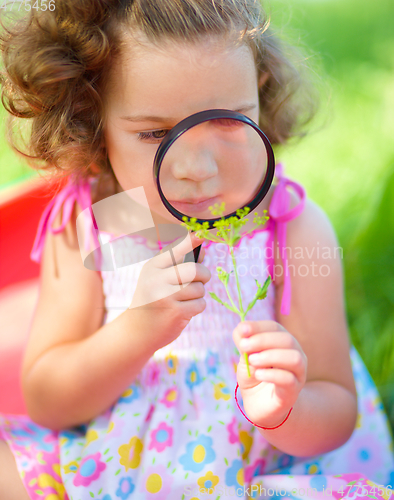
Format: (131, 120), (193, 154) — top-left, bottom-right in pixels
(170, 149), (219, 182)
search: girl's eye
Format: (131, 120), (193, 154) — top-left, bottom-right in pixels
(212, 118), (243, 128)
(137, 129), (170, 143)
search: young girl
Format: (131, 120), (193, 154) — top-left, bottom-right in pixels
(1, 1), (393, 499)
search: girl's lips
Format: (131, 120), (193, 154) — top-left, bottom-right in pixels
(168, 196), (220, 216)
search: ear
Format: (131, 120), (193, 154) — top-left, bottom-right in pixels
(258, 71), (270, 89)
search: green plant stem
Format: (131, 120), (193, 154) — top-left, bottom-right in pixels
(230, 246), (251, 377)
(230, 247), (244, 316)
(223, 282), (240, 316)
(245, 297), (258, 316)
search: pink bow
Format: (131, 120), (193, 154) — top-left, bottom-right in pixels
(266, 163), (306, 315)
(30, 176), (99, 264)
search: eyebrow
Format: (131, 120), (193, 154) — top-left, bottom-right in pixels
(120, 104), (257, 123)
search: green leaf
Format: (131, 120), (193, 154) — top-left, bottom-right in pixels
(209, 292), (237, 313)
(262, 275), (272, 291)
(245, 276), (272, 314)
(209, 291), (224, 305)
(255, 276), (271, 300)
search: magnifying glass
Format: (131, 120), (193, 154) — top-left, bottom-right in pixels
(153, 109), (275, 263)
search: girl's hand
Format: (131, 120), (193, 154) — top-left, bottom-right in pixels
(232, 320), (307, 428)
(129, 232), (211, 351)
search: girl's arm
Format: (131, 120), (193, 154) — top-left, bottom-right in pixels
(21, 201), (208, 431)
(21, 202), (151, 430)
(234, 195), (358, 457)
(266, 198), (357, 456)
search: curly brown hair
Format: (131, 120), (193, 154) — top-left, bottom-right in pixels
(0, 0), (318, 186)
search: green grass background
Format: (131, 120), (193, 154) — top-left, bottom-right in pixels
(271, 0), (394, 436)
(1, 0), (394, 434)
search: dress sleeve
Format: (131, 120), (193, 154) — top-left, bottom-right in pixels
(266, 163), (306, 316)
(30, 175), (97, 264)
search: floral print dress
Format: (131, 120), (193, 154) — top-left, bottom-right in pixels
(1, 170), (393, 500)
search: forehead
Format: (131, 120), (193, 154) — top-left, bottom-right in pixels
(105, 33), (258, 119)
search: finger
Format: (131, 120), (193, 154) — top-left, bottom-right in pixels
(178, 297), (207, 317)
(197, 245), (206, 263)
(164, 262), (211, 286)
(234, 320), (286, 340)
(172, 233), (204, 264)
(253, 367), (298, 388)
(248, 349), (306, 384)
(156, 233), (204, 268)
(173, 281), (206, 301)
(233, 321), (285, 350)
(179, 262), (211, 285)
(233, 329), (297, 355)
(149, 233), (202, 269)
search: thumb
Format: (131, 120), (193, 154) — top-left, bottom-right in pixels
(236, 352), (260, 390)
(155, 232), (204, 268)
(167, 232), (204, 265)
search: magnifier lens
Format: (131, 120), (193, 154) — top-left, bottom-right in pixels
(158, 118), (269, 221)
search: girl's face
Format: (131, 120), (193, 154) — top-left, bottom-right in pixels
(103, 35), (261, 224)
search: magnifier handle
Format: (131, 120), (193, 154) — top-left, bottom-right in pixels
(184, 244), (202, 263)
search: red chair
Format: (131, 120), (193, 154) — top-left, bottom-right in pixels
(0, 176), (64, 414)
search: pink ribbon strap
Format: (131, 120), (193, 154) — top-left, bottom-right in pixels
(30, 176), (98, 264)
(266, 163), (306, 315)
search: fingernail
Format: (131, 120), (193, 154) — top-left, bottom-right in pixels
(240, 324), (250, 336)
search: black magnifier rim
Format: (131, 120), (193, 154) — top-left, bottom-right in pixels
(153, 108), (275, 228)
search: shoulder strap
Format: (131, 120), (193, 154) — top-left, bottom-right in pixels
(30, 176), (96, 264)
(266, 163), (306, 315)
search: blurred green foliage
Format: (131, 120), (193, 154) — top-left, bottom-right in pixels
(0, 106), (33, 187)
(270, 0), (394, 434)
(345, 164), (394, 425)
(0, 0), (393, 434)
